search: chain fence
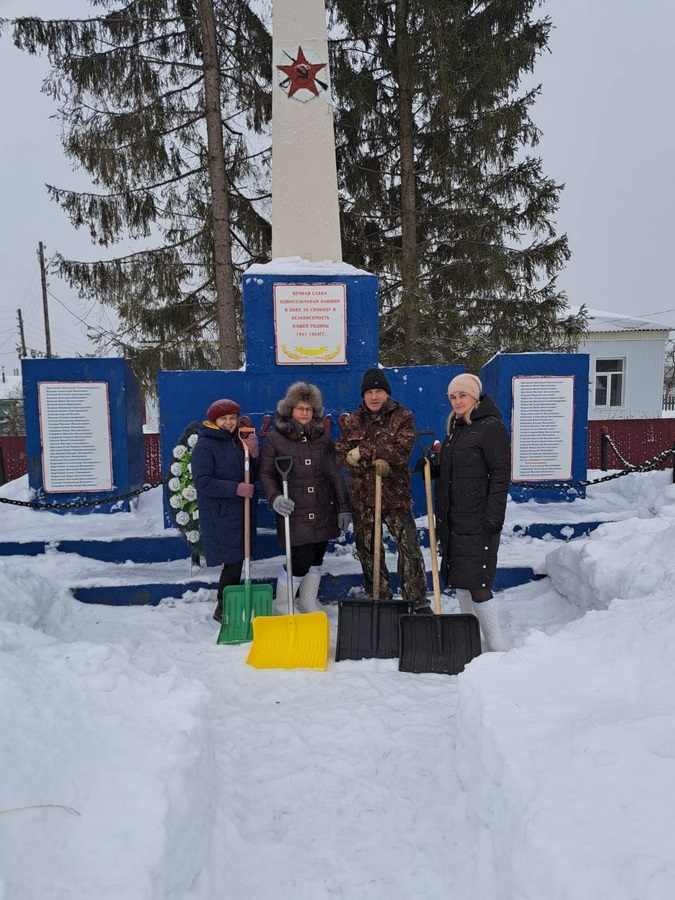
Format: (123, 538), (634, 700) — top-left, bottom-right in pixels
(0, 480), (166, 510)
(512, 444), (674, 490)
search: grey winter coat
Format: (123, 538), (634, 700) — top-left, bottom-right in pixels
(259, 417), (350, 549)
(435, 395), (511, 591)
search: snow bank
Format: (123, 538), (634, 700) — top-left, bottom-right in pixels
(544, 482), (675, 611)
(0, 568), (215, 900)
(452, 476), (675, 900)
(455, 597), (675, 900)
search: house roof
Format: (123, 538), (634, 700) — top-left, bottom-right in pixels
(568, 305), (674, 334)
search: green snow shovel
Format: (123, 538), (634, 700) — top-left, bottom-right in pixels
(217, 427), (273, 644)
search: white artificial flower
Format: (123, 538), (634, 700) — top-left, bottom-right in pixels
(176, 511), (190, 526)
(169, 495), (182, 508)
(192, 509), (199, 520)
(182, 486), (197, 502)
(168, 477), (181, 492)
(188, 434), (198, 447)
(173, 445), (187, 459)
(170, 462), (182, 476)
(186, 530), (200, 543)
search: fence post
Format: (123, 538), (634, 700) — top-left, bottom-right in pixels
(0, 447), (5, 487)
(672, 440), (675, 484)
(600, 426), (609, 472)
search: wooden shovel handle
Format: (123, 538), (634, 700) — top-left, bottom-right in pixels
(423, 459), (442, 614)
(373, 471), (382, 603)
(238, 427), (255, 563)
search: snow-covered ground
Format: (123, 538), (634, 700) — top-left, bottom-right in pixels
(1, 469), (675, 899)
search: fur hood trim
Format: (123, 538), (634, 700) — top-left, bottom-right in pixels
(276, 381), (323, 418)
(274, 416), (325, 440)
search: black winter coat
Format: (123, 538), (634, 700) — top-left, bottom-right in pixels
(191, 423), (259, 567)
(435, 395), (511, 591)
(259, 417), (350, 548)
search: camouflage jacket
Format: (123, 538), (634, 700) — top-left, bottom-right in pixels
(335, 398), (416, 512)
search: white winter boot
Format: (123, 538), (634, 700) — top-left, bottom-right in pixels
(472, 598), (507, 652)
(296, 566), (323, 614)
(456, 589), (474, 616)
(273, 568), (302, 616)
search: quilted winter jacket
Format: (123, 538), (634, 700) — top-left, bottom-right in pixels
(259, 417), (350, 548)
(435, 395), (511, 590)
(191, 423), (259, 567)
(335, 398), (416, 512)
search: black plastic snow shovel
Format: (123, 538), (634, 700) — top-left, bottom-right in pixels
(335, 470), (412, 661)
(399, 431), (482, 675)
(217, 427), (273, 645)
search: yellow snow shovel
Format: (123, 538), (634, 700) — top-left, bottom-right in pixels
(246, 456), (329, 670)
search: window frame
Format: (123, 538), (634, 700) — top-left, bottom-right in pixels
(594, 357), (625, 409)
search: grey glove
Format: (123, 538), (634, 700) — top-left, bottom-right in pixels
(338, 512), (352, 533)
(272, 495), (295, 516)
(346, 447), (361, 467)
(373, 458), (391, 477)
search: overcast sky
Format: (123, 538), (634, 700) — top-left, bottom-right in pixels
(1, 0), (674, 372)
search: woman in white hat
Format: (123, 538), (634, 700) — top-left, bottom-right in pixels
(434, 373), (511, 650)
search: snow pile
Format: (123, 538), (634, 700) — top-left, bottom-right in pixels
(452, 474), (675, 900)
(544, 480), (675, 610)
(0, 569), (214, 900)
(456, 595), (675, 900)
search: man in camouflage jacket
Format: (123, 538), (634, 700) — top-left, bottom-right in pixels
(335, 367), (431, 612)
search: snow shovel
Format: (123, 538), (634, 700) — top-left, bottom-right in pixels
(246, 456), (329, 670)
(399, 431), (481, 675)
(335, 470), (412, 661)
(217, 427), (273, 645)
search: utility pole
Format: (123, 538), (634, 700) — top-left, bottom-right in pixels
(38, 241), (52, 358)
(16, 309), (27, 357)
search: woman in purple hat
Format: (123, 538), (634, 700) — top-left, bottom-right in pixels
(191, 398), (259, 622)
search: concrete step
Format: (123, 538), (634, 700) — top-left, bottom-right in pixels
(0, 520), (602, 564)
(71, 566), (544, 607)
(2, 519), (603, 606)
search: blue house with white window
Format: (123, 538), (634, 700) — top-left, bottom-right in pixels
(571, 307), (672, 420)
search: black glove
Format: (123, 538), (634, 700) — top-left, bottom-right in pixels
(413, 456), (427, 474)
(413, 455), (439, 478)
(484, 521), (502, 536)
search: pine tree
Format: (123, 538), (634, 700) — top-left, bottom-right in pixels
(328, 0), (584, 370)
(7, 0), (272, 392)
(0, 384), (25, 436)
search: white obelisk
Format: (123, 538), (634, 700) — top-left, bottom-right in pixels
(271, 0), (342, 262)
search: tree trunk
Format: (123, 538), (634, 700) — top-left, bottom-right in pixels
(396, 0), (420, 362)
(198, 0), (239, 369)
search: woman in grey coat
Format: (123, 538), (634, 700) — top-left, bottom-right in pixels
(259, 382), (352, 614)
(434, 373), (511, 650)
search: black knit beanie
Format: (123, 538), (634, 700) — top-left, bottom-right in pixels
(360, 367), (391, 396)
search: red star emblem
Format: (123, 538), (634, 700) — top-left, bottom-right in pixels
(277, 46), (327, 99)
